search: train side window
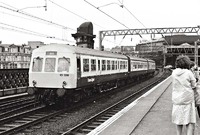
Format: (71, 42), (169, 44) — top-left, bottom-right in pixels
(135, 62), (138, 69)
(102, 60), (106, 71)
(83, 59), (89, 72)
(32, 57), (43, 72)
(57, 57), (70, 72)
(118, 61), (120, 70)
(45, 58), (56, 72)
(115, 61), (117, 70)
(107, 60), (110, 70)
(125, 61), (128, 69)
(123, 61), (125, 69)
(111, 61), (115, 70)
(91, 59), (96, 71)
(120, 61), (122, 69)
(131, 62), (134, 70)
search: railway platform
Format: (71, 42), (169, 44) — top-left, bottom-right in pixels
(89, 76), (200, 135)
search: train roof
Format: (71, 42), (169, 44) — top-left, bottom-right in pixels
(128, 55), (148, 62)
(32, 44), (128, 59)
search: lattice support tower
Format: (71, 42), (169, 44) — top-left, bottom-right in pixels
(99, 26), (200, 50)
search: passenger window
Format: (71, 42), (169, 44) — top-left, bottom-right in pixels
(115, 61), (117, 70)
(125, 61), (128, 69)
(120, 61), (123, 69)
(107, 60), (110, 70)
(57, 57), (70, 72)
(111, 61), (115, 70)
(102, 60), (106, 71)
(122, 61), (125, 69)
(83, 59), (89, 72)
(32, 57), (43, 72)
(91, 59), (96, 71)
(45, 58), (56, 72)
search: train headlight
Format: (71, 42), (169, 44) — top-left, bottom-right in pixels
(32, 80), (37, 87)
(62, 81), (67, 88)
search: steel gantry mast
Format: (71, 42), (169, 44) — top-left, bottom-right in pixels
(99, 26), (200, 50)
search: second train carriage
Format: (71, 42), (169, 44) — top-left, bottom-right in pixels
(27, 44), (155, 103)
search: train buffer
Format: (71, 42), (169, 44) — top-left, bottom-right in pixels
(88, 76), (200, 135)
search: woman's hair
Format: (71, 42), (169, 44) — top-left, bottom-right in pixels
(175, 55), (191, 69)
(190, 61), (195, 69)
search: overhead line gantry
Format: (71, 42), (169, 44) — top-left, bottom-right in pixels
(99, 26), (200, 50)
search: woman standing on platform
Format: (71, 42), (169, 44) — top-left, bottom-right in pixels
(172, 55), (197, 135)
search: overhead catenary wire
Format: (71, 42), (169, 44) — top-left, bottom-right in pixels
(0, 10), (76, 43)
(117, 0), (146, 28)
(0, 4), (75, 31)
(0, 2), (105, 42)
(84, 0), (146, 46)
(0, 1), (124, 47)
(0, 22), (49, 37)
(0, 2), (77, 43)
(84, 0), (132, 46)
(48, 0), (105, 29)
(84, 0), (130, 29)
(0, 10), (47, 25)
(47, 0), (119, 46)
(116, 0), (146, 45)
(0, 23), (75, 43)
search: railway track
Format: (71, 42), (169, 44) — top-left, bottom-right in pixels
(0, 105), (45, 135)
(0, 96), (35, 111)
(0, 97), (40, 120)
(0, 70), (168, 135)
(60, 72), (168, 135)
(0, 95), (44, 135)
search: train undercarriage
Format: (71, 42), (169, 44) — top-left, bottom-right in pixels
(30, 71), (155, 105)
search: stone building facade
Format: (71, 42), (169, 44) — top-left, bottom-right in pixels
(0, 41), (45, 69)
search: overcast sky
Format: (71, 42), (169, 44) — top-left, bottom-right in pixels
(0, 0), (200, 49)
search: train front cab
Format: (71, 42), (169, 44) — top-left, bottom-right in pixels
(27, 47), (78, 103)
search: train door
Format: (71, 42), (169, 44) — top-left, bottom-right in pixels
(97, 59), (101, 75)
(127, 56), (131, 72)
(77, 55), (81, 79)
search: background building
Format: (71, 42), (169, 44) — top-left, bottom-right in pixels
(135, 35), (200, 68)
(0, 41), (45, 69)
(110, 46), (137, 56)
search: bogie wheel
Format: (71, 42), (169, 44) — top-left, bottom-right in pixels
(72, 93), (82, 103)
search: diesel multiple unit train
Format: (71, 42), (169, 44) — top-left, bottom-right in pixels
(27, 44), (156, 104)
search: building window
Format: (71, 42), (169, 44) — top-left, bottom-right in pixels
(4, 47), (9, 52)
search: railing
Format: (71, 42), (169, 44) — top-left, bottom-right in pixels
(0, 68), (29, 89)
